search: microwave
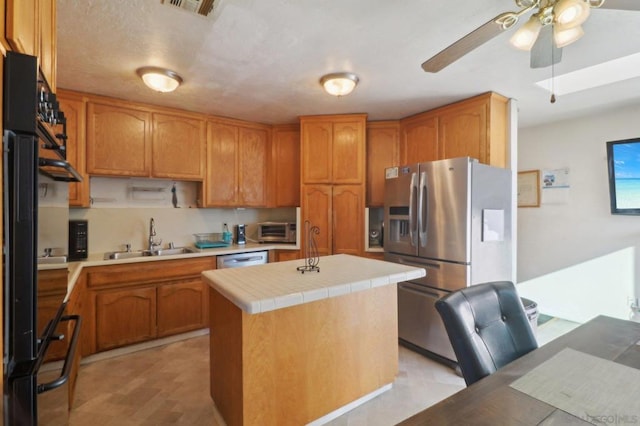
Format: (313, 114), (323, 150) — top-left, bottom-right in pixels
(258, 222), (297, 243)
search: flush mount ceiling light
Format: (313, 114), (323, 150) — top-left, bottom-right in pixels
(319, 72), (359, 97)
(136, 66), (183, 93)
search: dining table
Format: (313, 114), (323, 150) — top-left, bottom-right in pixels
(398, 315), (640, 425)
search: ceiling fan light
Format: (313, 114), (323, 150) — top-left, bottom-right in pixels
(319, 72), (359, 96)
(554, 24), (584, 47)
(554, 0), (590, 28)
(136, 66), (183, 92)
(509, 16), (543, 51)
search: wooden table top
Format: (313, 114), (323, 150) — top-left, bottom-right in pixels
(398, 315), (640, 426)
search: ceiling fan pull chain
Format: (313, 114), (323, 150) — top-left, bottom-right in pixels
(550, 26), (556, 104)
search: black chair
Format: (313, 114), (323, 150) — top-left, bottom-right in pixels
(435, 281), (538, 386)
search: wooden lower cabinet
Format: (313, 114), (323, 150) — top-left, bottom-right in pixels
(274, 250), (300, 262)
(157, 279), (208, 337)
(37, 269), (69, 362)
(84, 257), (215, 355)
(95, 286), (157, 352)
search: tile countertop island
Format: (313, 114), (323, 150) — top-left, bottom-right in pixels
(202, 254), (426, 426)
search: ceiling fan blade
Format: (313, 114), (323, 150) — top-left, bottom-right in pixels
(530, 25), (563, 68)
(597, 0), (640, 11)
(421, 16), (507, 73)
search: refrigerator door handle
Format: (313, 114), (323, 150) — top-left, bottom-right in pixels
(409, 172), (418, 247)
(418, 171), (428, 247)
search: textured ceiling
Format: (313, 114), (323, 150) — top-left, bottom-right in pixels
(56, 0), (640, 128)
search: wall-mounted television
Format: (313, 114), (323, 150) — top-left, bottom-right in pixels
(607, 137), (640, 215)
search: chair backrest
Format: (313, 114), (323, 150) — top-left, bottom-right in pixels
(435, 281), (538, 386)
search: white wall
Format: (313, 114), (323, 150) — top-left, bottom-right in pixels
(62, 177), (296, 254)
(517, 103), (640, 323)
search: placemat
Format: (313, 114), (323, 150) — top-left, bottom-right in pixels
(510, 348), (640, 424)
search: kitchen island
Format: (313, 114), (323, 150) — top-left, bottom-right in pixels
(202, 254), (426, 425)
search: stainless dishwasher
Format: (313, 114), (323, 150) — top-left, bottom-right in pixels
(216, 251), (268, 269)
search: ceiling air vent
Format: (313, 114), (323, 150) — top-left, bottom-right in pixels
(161, 0), (215, 17)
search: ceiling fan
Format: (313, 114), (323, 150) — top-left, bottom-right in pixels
(421, 0), (640, 72)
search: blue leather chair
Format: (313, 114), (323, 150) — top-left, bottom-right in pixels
(435, 281), (538, 386)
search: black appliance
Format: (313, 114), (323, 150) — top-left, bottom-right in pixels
(68, 220), (88, 260)
(235, 224), (246, 245)
(3, 51), (82, 425)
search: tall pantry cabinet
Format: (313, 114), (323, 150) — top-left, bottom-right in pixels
(300, 114), (366, 256)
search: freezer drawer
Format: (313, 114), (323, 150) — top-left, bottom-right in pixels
(398, 282), (456, 362)
(385, 252), (469, 292)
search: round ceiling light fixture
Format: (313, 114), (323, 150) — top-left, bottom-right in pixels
(319, 72), (359, 97)
(136, 66), (183, 93)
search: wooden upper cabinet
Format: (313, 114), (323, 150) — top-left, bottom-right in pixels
(301, 114), (367, 184)
(152, 113), (206, 180)
(203, 120), (269, 207)
(238, 126), (269, 207)
(366, 121), (399, 207)
(399, 92), (508, 168)
(6, 0), (38, 56)
(439, 101), (487, 163)
(58, 90), (90, 207)
(439, 92), (508, 168)
(86, 102), (152, 177)
(301, 120), (332, 183)
(204, 121), (238, 206)
(400, 113), (438, 165)
(332, 119), (365, 184)
(39, 0), (56, 91)
(271, 124), (300, 207)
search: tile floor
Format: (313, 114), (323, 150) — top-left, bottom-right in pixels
(69, 317), (580, 425)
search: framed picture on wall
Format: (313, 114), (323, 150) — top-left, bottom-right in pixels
(518, 170), (540, 207)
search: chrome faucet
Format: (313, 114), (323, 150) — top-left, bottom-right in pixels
(148, 218), (162, 252)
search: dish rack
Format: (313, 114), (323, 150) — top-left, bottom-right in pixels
(193, 233), (230, 249)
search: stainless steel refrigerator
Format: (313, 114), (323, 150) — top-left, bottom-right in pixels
(383, 157), (512, 363)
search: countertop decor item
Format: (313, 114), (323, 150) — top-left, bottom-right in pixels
(297, 220), (320, 273)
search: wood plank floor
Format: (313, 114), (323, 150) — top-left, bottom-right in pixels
(68, 318), (576, 425)
(70, 336), (222, 425)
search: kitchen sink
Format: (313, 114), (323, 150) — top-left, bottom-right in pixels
(37, 255), (68, 264)
(153, 247), (197, 256)
(104, 247), (196, 260)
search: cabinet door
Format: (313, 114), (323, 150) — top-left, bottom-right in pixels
(332, 185), (364, 255)
(204, 121), (238, 206)
(86, 102), (152, 177)
(301, 120), (332, 183)
(367, 122), (399, 207)
(238, 126), (268, 207)
(38, 296), (68, 362)
(276, 250), (300, 262)
(59, 93), (90, 207)
(332, 120), (365, 184)
(95, 287), (156, 351)
(439, 102), (487, 163)
(272, 125), (300, 207)
(157, 280), (208, 337)
(152, 113), (205, 180)
(6, 0), (38, 56)
(401, 114), (438, 164)
(302, 185), (332, 256)
(39, 0), (56, 91)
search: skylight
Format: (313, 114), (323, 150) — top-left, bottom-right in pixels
(535, 52), (640, 95)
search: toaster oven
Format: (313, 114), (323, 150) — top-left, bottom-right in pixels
(258, 222), (297, 243)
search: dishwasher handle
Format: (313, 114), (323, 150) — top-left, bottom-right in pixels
(226, 255), (263, 264)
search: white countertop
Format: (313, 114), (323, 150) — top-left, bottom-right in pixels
(44, 242), (299, 302)
(202, 254), (426, 314)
